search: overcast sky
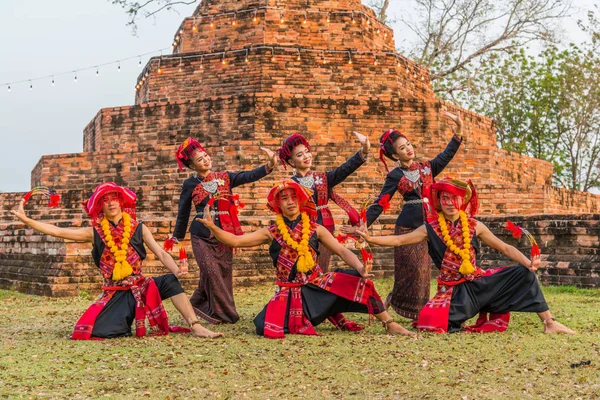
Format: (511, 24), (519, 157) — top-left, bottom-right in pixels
(0, 0), (595, 192)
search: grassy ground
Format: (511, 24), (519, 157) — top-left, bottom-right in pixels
(0, 279), (599, 399)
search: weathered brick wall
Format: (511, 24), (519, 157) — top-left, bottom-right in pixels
(479, 214), (600, 288)
(1, 0), (599, 296)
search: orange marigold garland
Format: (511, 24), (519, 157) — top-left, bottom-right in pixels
(505, 220), (540, 257)
(437, 210), (475, 276)
(101, 211), (134, 281)
(276, 212), (314, 273)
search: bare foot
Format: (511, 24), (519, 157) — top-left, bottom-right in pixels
(386, 322), (416, 337)
(191, 323), (225, 338)
(543, 319), (576, 335)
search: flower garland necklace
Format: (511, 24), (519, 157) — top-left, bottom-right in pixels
(275, 212), (315, 273)
(437, 210), (475, 275)
(100, 212), (133, 281)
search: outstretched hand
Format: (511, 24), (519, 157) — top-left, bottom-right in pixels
(442, 110), (463, 137)
(261, 147), (277, 170)
(175, 260), (189, 278)
(195, 204), (215, 228)
(340, 225), (358, 235)
(11, 199), (27, 223)
(353, 222), (371, 243)
(528, 255), (542, 272)
(352, 131), (371, 154)
(357, 257), (374, 279)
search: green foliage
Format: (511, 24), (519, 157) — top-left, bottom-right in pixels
(1, 280), (599, 399)
(467, 15), (600, 191)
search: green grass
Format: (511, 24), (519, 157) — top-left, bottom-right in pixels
(0, 279), (599, 399)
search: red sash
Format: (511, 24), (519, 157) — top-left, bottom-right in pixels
(71, 275), (189, 340)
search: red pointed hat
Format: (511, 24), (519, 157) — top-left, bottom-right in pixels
(423, 177), (479, 219)
(175, 137), (207, 171)
(83, 182), (137, 221)
(266, 180), (317, 217)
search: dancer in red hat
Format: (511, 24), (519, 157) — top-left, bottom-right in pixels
(345, 111), (463, 320)
(277, 132), (370, 331)
(355, 178), (575, 334)
(12, 182), (223, 339)
(171, 137), (277, 324)
(196, 180), (415, 338)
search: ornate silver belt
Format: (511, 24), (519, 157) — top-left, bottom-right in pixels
(196, 210), (229, 218)
(404, 199), (424, 205)
(316, 205), (330, 210)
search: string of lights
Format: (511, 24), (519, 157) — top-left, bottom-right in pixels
(134, 46), (429, 91)
(2, 48), (170, 92)
(172, 6), (393, 49)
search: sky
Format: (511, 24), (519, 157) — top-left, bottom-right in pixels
(0, 0), (596, 192)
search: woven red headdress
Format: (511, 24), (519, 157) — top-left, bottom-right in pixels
(422, 177), (478, 221)
(277, 134), (310, 169)
(83, 182), (137, 221)
(266, 180), (317, 217)
(175, 137), (207, 171)
(379, 129), (407, 173)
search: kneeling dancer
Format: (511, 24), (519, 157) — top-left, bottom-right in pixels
(12, 182), (223, 339)
(355, 178), (575, 334)
(196, 180), (414, 338)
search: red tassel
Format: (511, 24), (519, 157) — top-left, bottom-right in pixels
(207, 197), (216, 206)
(360, 209), (367, 224)
(378, 194), (391, 212)
(505, 220), (522, 239)
(163, 237), (178, 251)
(48, 194), (61, 208)
(179, 245), (187, 262)
(232, 194), (240, 201)
(337, 234), (349, 244)
(360, 248), (370, 263)
(531, 244), (540, 257)
(22, 191), (33, 205)
(238, 201), (245, 209)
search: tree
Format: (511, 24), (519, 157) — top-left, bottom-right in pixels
(470, 10), (600, 192)
(400, 0), (572, 99)
(366, 0), (392, 23)
(111, 0), (196, 32)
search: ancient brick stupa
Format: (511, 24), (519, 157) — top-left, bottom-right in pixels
(1, 0), (598, 296)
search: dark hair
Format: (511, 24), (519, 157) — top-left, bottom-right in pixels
(379, 130), (406, 161)
(277, 134), (310, 169)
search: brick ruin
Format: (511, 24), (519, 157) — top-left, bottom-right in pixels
(0, 0), (598, 296)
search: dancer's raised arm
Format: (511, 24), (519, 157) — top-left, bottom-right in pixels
(12, 199), (93, 242)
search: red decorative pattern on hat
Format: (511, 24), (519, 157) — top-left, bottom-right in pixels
(266, 180), (317, 217)
(277, 134), (310, 169)
(83, 182), (137, 221)
(175, 137), (207, 171)
(423, 177), (479, 220)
